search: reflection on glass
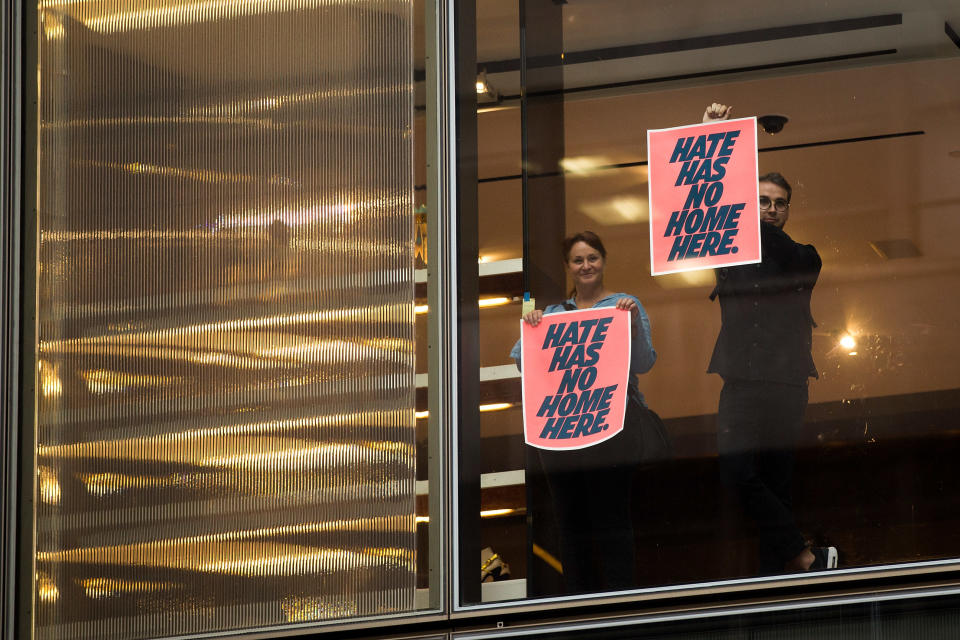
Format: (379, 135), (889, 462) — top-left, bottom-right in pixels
(35, 1), (416, 638)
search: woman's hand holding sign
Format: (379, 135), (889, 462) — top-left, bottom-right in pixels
(522, 309), (544, 327)
(615, 296), (639, 335)
(614, 296), (638, 320)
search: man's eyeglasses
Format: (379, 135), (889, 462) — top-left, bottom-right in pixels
(759, 196), (790, 213)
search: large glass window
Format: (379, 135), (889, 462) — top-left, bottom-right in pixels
(461, 0), (960, 608)
(32, 1), (434, 638)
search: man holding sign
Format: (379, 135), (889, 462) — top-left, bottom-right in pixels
(646, 104), (762, 275)
(703, 104), (835, 575)
(511, 231), (656, 593)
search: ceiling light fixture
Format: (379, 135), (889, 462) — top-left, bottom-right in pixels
(838, 333), (858, 357)
(416, 297), (515, 315)
(475, 70), (500, 105)
(416, 403), (514, 420)
(477, 297), (513, 308)
(479, 402), (514, 412)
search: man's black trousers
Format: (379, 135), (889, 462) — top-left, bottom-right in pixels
(717, 379), (809, 574)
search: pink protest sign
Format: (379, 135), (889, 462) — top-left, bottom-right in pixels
(647, 116), (761, 276)
(521, 307), (631, 451)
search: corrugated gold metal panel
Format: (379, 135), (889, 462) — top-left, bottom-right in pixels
(34, 1), (416, 638)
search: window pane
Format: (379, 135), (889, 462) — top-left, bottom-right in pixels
(34, 1), (422, 637)
(464, 0), (960, 606)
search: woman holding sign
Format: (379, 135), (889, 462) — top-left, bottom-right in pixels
(510, 230), (657, 594)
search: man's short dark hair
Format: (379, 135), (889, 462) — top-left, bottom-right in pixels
(758, 172), (793, 203)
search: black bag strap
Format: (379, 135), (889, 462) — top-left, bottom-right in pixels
(708, 267), (725, 301)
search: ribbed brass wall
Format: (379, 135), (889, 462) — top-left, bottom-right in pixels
(34, 1), (416, 638)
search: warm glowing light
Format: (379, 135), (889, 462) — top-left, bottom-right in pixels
(81, 369), (181, 395)
(478, 297), (512, 308)
(41, 435), (415, 475)
(42, 11), (64, 39)
(80, 578), (177, 599)
(654, 269), (716, 290)
(478, 255), (489, 264)
(40, 541), (414, 577)
(418, 511), (517, 522)
(416, 297), (513, 315)
(281, 594), (358, 622)
(40, 305), (415, 375)
(581, 195), (649, 224)
(559, 156), (611, 176)
(38, 467), (61, 505)
(215, 199), (359, 230)
(476, 81), (487, 94)
(419, 404), (511, 417)
(84, 159), (258, 185)
(479, 402), (513, 412)
(39, 360), (62, 398)
(79, 472), (169, 497)
(257, 338), (409, 366)
(37, 572), (59, 603)
(839, 334), (857, 350)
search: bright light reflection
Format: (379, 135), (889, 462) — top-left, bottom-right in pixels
(415, 509), (520, 524)
(477, 297), (512, 308)
(560, 156), (611, 175)
(416, 297), (514, 315)
(81, 578), (178, 599)
(38, 467), (61, 505)
(839, 334), (857, 350)
(40, 435), (415, 471)
(479, 403), (514, 413)
(81, 369), (181, 395)
(36, 572), (59, 602)
(39, 360), (62, 398)
(39, 542), (413, 577)
(81, 159), (262, 185)
(581, 195), (649, 224)
(417, 403), (514, 420)
(480, 508), (519, 518)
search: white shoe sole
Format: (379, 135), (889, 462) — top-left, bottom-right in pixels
(825, 546), (839, 569)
